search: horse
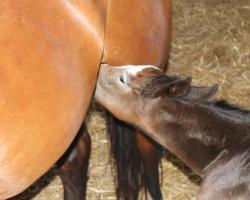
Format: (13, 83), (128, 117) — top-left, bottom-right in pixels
(95, 64), (250, 200)
(0, 0), (171, 199)
(102, 1), (171, 199)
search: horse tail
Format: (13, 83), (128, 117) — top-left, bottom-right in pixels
(106, 112), (144, 200)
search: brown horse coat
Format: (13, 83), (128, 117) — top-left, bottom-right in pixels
(0, 0), (105, 198)
(0, 0), (171, 198)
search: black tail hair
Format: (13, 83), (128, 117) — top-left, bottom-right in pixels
(107, 112), (144, 200)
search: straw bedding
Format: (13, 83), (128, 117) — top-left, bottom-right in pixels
(11, 0), (250, 199)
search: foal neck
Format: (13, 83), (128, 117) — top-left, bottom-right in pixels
(142, 98), (250, 175)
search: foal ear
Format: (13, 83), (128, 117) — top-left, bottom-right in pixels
(185, 84), (219, 101)
(166, 77), (192, 97)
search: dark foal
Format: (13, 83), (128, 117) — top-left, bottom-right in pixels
(95, 64), (250, 200)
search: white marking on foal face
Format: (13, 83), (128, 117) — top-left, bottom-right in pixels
(118, 65), (161, 76)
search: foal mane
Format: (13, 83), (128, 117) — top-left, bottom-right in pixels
(211, 100), (250, 115)
(199, 100), (250, 124)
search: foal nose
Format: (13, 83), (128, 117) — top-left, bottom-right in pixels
(118, 71), (129, 85)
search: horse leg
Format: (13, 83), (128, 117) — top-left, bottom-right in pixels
(58, 124), (91, 200)
(135, 132), (163, 200)
(107, 113), (143, 200)
(107, 113), (162, 200)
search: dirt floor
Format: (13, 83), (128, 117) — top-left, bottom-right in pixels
(10, 0), (250, 199)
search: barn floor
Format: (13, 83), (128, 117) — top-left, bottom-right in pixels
(10, 0), (250, 199)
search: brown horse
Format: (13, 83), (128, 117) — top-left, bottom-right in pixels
(102, 1), (171, 199)
(95, 64), (250, 200)
(1, 0), (171, 199)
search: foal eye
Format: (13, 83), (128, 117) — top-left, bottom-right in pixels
(119, 75), (125, 84)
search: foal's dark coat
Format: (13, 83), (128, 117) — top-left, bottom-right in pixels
(139, 75), (250, 199)
(95, 64), (250, 199)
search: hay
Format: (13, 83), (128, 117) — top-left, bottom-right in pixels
(11, 0), (250, 199)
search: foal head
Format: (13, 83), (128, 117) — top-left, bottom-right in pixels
(95, 64), (218, 127)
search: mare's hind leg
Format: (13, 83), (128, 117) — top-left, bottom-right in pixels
(107, 113), (162, 200)
(136, 132), (163, 200)
(58, 124), (91, 200)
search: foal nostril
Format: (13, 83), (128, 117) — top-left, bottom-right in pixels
(119, 75), (125, 84)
